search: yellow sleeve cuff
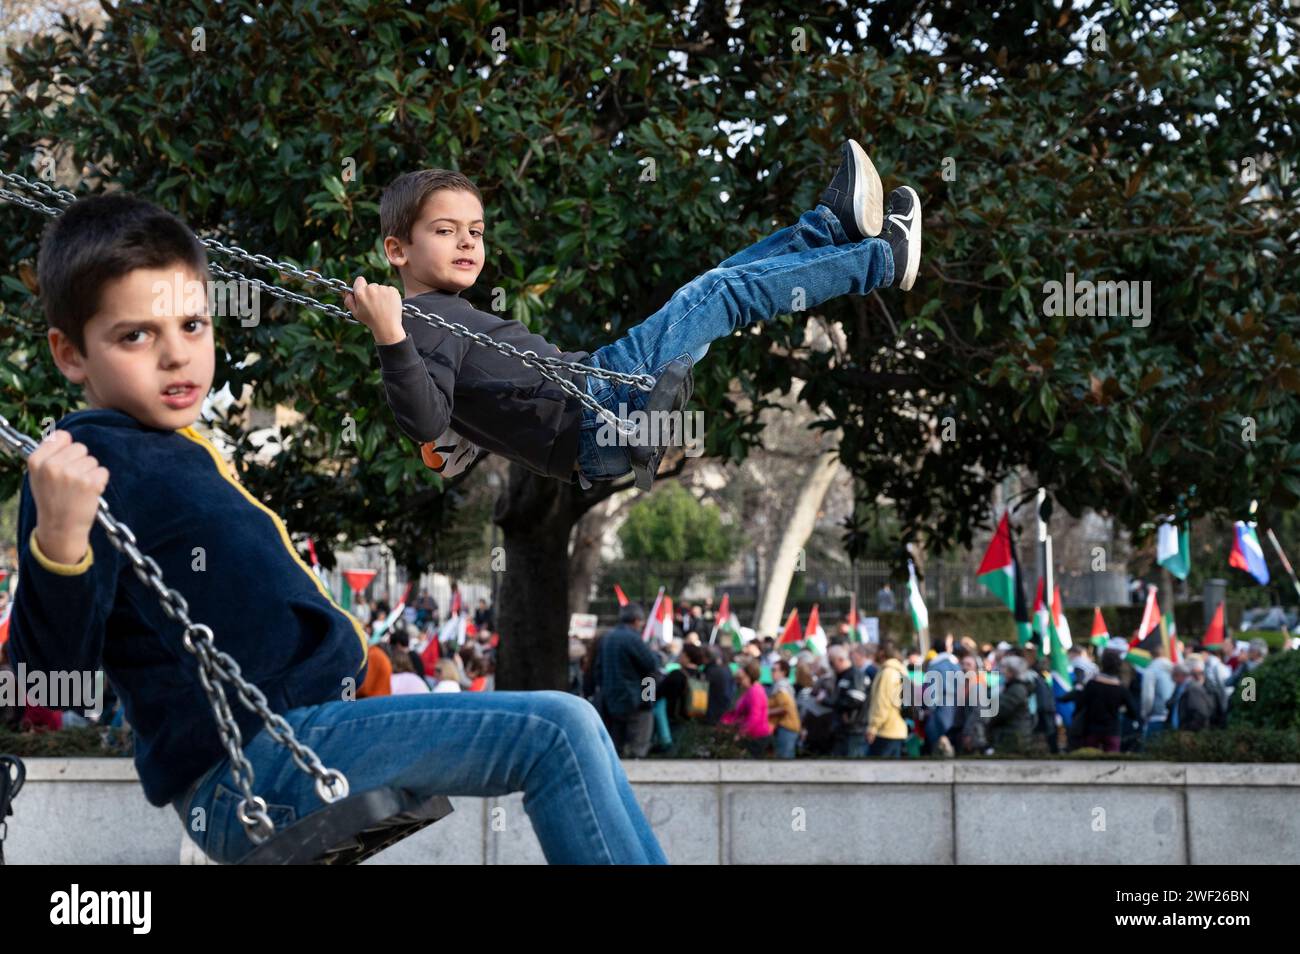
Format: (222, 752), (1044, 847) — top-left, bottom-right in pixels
(30, 528), (95, 576)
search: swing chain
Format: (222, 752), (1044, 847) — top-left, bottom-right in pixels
(0, 169), (650, 438)
(0, 413), (351, 845)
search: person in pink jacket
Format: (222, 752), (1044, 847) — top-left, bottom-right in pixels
(721, 660), (774, 757)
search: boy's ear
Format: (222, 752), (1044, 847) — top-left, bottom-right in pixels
(383, 235), (408, 270)
(47, 328), (89, 385)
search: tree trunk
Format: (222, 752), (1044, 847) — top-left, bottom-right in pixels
(753, 449), (843, 636)
(493, 464), (577, 690)
(568, 493), (622, 616)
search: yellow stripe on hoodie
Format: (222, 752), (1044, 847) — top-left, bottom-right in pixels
(176, 426), (369, 672)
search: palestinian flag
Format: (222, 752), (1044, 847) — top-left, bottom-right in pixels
(1032, 579), (1050, 647)
(613, 583), (629, 607)
(711, 593), (743, 651)
(640, 586), (665, 642)
(778, 608), (803, 649)
(1045, 602), (1073, 692)
(1126, 586), (1163, 668)
(1051, 585), (1072, 650)
(1156, 520), (1191, 581)
(804, 603), (826, 654)
(1090, 607), (1110, 649)
(373, 581), (415, 643)
(1161, 611), (1181, 664)
(847, 590), (859, 639)
(978, 513), (1033, 643)
(906, 559), (929, 637)
(1203, 601), (1226, 648)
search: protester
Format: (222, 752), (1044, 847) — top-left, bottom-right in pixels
(389, 642), (432, 695)
(865, 641), (908, 757)
(1056, 649), (1136, 752)
(876, 582), (896, 612)
(1139, 643), (1175, 742)
(594, 603), (658, 758)
(720, 659), (773, 757)
(430, 659), (462, 693)
(989, 653), (1037, 753)
(661, 642), (708, 728)
(473, 597), (494, 633)
(767, 659), (802, 758)
(923, 637), (961, 757)
(1168, 662), (1213, 732)
(358, 640), (393, 698)
(703, 644), (735, 725)
(950, 646), (990, 754)
(827, 644), (871, 756)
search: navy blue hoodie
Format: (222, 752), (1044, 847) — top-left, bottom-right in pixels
(7, 408), (369, 807)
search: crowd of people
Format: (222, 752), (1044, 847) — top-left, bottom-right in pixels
(578, 599), (1277, 760)
(347, 593), (500, 697)
(1, 579), (1280, 761)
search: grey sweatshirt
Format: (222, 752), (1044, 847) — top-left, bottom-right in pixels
(374, 290), (593, 481)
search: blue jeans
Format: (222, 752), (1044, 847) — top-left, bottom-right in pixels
(575, 205), (895, 484)
(773, 725), (799, 759)
(869, 737), (903, 758)
(170, 691), (668, 865)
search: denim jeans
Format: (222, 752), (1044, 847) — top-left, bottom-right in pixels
(575, 205), (895, 485)
(773, 725), (799, 759)
(868, 737), (903, 758)
(170, 691), (668, 865)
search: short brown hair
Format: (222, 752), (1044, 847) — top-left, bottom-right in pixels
(38, 193), (209, 355)
(380, 169), (483, 244)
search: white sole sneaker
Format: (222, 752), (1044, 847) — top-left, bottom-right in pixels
(848, 139), (884, 237)
(887, 185), (922, 291)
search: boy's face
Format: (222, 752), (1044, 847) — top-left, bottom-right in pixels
(385, 188), (485, 296)
(49, 265), (214, 431)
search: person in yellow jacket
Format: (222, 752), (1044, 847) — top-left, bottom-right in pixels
(767, 659), (803, 758)
(865, 641), (909, 757)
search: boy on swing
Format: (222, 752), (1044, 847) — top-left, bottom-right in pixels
(9, 194), (668, 863)
(347, 139), (922, 488)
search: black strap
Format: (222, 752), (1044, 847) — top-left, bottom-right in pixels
(0, 754), (26, 867)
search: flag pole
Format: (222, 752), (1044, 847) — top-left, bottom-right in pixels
(1264, 528), (1300, 603)
(1037, 489), (1053, 653)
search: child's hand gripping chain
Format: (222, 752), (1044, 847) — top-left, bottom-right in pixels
(26, 429), (109, 566)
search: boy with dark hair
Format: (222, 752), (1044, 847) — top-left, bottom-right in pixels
(7, 193), (666, 864)
(349, 139), (922, 487)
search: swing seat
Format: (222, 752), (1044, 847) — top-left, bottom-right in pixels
(627, 353), (694, 492)
(239, 786), (453, 865)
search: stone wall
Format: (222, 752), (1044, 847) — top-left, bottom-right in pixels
(7, 759), (1298, 864)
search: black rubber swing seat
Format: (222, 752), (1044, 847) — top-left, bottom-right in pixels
(239, 786), (454, 865)
(627, 353), (695, 492)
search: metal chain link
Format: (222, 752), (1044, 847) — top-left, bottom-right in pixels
(0, 168), (651, 436)
(0, 414), (349, 845)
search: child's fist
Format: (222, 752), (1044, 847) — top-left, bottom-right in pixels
(28, 429), (109, 566)
(345, 276), (406, 345)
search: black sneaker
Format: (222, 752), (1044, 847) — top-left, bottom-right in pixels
(627, 354), (694, 492)
(881, 186), (922, 291)
(819, 139), (883, 241)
